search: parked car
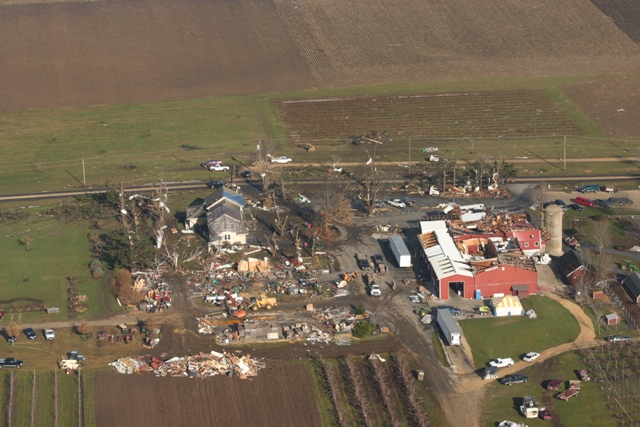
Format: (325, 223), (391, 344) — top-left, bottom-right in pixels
(540, 408), (552, 420)
(240, 170), (252, 179)
(574, 197), (595, 207)
(1, 328), (16, 343)
(577, 184), (601, 193)
(370, 284), (381, 297)
(387, 199), (407, 208)
(554, 199), (566, 206)
(44, 329), (55, 341)
(498, 421), (523, 427)
(23, 328), (36, 340)
(608, 197), (633, 206)
(374, 254), (384, 265)
(206, 180), (225, 189)
(208, 164), (230, 172)
(0, 358), (24, 368)
(438, 305), (462, 316)
(499, 373), (528, 386)
(594, 199), (613, 208)
(546, 378), (562, 390)
(489, 358), (515, 368)
(568, 203), (583, 211)
(523, 352), (540, 362)
(606, 335), (631, 343)
(401, 198), (416, 206)
(357, 254), (371, 271)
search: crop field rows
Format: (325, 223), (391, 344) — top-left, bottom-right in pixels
(274, 90), (585, 144)
(0, 370), (89, 427)
(578, 343), (640, 425)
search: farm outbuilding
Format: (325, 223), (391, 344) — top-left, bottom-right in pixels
(622, 272), (640, 304)
(556, 250), (586, 284)
(605, 313), (619, 325)
(491, 295), (524, 317)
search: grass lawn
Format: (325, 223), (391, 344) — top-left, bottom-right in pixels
(0, 75), (636, 195)
(0, 215), (119, 323)
(482, 351), (615, 427)
(461, 296), (580, 369)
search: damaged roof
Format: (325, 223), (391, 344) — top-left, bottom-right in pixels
(419, 221), (474, 280)
(205, 187), (244, 209)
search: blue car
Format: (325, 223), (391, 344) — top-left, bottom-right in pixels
(23, 328), (37, 340)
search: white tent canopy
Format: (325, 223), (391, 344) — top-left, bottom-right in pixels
(491, 295), (524, 317)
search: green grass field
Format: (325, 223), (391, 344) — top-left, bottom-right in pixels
(461, 296), (580, 369)
(0, 75), (636, 195)
(0, 215), (118, 323)
(482, 351), (615, 427)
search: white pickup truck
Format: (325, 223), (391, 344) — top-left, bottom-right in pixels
(270, 156), (292, 164)
(208, 164), (230, 172)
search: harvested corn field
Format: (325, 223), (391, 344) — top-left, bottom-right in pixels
(274, 90), (585, 145)
(95, 364), (322, 427)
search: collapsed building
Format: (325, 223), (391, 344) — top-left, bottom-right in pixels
(418, 205), (546, 300)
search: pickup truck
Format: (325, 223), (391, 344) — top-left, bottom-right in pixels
(356, 254), (371, 271)
(370, 284), (381, 297)
(0, 358), (24, 368)
(207, 164), (230, 172)
(489, 357), (515, 368)
(270, 156), (293, 164)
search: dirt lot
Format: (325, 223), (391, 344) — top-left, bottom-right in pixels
(95, 364), (323, 427)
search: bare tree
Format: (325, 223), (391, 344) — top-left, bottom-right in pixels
(255, 139), (275, 191)
(7, 322), (18, 345)
(593, 221), (612, 254)
(582, 248), (613, 284)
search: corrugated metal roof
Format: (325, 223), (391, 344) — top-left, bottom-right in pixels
(419, 221), (473, 280)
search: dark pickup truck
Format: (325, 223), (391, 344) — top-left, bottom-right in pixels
(0, 358), (24, 368)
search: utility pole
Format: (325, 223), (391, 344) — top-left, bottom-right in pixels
(563, 136), (567, 171)
(82, 159), (86, 185)
(408, 138), (411, 174)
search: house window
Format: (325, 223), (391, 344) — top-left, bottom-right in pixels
(524, 242), (529, 247)
(224, 234), (231, 240)
(534, 242), (539, 246)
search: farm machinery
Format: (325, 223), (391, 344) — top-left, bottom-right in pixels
(248, 294), (277, 311)
(621, 260), (639, 272)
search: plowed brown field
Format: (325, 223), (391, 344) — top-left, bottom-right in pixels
(0, 0), (314, 111)
(95, 364), (322, 427)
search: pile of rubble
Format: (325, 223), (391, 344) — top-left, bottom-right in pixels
(133, 272), (172, 313)
(109, 351), (265, 379)
(108, 357), (148, 374)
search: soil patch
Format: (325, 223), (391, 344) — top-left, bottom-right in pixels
(590, 0), (640, 43)
(95, 364), (323, 427)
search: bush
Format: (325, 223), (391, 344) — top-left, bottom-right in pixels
(89, 259), (102, 270)
(91, 267), (104, 279)
(352, 321), (375, 338)
(593, 214), (607, 222)
(565, 228), (578, 237)
(353, 302), (367, 316)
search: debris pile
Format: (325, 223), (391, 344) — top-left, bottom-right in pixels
(133, 272), (172, 313)
(109, 357), (147, 374)
(109, 351), (265, 379)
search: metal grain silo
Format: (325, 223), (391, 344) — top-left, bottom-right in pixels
(544, 204), (563, 256)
